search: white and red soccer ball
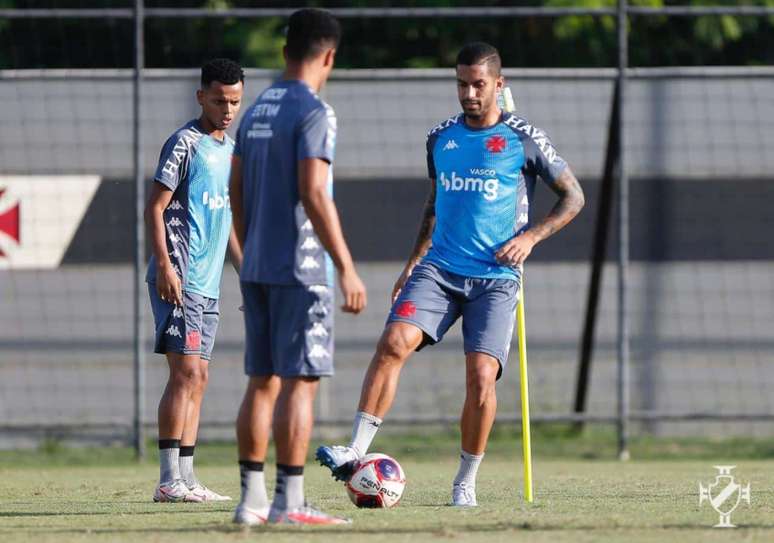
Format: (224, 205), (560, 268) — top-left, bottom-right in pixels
(345, 453), (406, 508)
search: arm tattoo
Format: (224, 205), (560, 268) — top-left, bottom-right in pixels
(408, 180), (437, 264)
(528, 167), (585, 244)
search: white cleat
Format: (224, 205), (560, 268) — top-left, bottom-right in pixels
(153, 479), (204, 503)
(451, 482), (478, 507)
(315, 445), (359, 481)
(233, 503), (269, 526)
(187, 482), (232, 502)
(268, 502), (351, 525)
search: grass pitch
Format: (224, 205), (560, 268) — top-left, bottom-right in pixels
(1, 430), (773, 542)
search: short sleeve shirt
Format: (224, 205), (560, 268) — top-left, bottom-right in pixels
(424, 112), (568, 280)
(145, 119), (235, 299)
(235, 80), (336, 286)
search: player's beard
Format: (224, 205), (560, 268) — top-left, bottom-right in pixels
(462, 100), (483, 119)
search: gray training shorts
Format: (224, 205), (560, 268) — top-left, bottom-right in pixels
(387, 261), (519, 379)
(240, 281), (334, 378)
(148, 285), (220, 361)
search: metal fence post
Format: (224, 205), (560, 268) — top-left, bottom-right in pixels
(616, 0), (631, 461)
(133, 0), (146, 461)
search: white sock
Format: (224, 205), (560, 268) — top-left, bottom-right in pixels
(273, 466), (304, 511)
(348, 411), (382, 456)
(239, 461), (269, 510)
(179, 447), (196, 487)
(159, 441), (181, 483)
(453, 450), (484, 488)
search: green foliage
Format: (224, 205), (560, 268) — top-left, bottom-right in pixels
(0, 2), (773, 69)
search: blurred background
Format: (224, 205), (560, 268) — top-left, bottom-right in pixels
(1, 1), (773, 456)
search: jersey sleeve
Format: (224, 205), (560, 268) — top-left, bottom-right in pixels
(153, 133), (191, 191)
(297, 103), (336, 163)
(426, 132), (438, 180)
(521, 126), (568, 184)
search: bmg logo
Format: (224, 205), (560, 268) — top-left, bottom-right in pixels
(439, 171), (499, 201)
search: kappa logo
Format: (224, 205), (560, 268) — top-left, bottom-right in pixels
(167, 200), (183, 211)
(521, 195), (529, 206)
(300, 256), (320, 270)
(301, 219), (313, 232)
(167, 217), (184, 228)
(166, 325), (182, 338)
(308, 285), (329, 294)
(0, 187), (21, 258)
(518, 213), (529, 224)
(300, 237), (320, 251)
(308, 322), (329, 338)
(443, 139), (459, 151)
(699, 465), (751, 528)
(172, 307), (183, 319)
(308, 301), (329, 317)
(308, 344), (330, 359)
(169, 233), (179, 243)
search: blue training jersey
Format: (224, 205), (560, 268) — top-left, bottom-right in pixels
(424, 111), (568, 280)
(235, 79), (336, 286)
(145, 119), (234, 299)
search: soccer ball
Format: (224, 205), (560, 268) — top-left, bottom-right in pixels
(345, 453), (406, 508)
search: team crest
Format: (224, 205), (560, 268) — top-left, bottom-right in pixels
(699, 465), (751, 528)
(485, 135), (506, 153)
(394, 301), (416, 318)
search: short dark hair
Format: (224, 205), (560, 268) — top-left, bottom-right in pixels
(456, 42), (501, 76)
(201, 58), (244, 88)
(285, 8), (341, 62)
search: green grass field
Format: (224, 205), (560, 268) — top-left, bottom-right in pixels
(2, 428), (773, 542)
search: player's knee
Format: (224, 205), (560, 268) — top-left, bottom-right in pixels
(171, 365), (201, 392)
(376, 329), (413, 364)
(198, 367), (209, 391)
(466, 368), (497, 407)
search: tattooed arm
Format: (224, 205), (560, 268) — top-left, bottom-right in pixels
(391, 180), (437, 302)
(495, 166), (585, 266)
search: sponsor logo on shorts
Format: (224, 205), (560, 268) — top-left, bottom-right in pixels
(185, 330), (201, 349)
(166, 325), (182, 338)
(308, 301), (329, 317)
(300, 237), (320, 251)
(308, 344), (330, 359)
(300, 256), (320, 270)
(394, 301), (416, 318)
(485, 135), (507, 153)
(308, 322), (329, 338)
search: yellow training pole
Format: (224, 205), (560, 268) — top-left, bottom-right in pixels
(516, 276), (533, 503)
(502, 87), (533, 503)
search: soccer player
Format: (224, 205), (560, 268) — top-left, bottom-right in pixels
(230, 9), (367, 526)
(316, 42), (585, 506)
(145, 58), (244, 503)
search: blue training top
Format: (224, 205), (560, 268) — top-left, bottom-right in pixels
(424, 111), (568, 280)
(235, 79), (336, 287)
(146, 119), (234, 299)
